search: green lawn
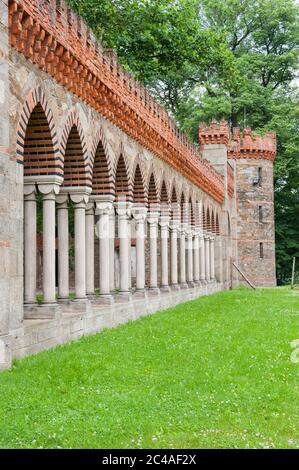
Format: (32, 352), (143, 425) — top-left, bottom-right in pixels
(1, 287), (299, 449)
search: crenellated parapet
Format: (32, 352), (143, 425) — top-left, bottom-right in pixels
(198, 120), (229, 146)
(228, 128), (276, 161)
(8, 0), (225, 203)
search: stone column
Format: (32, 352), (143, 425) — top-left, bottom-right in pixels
(85, 202), (95, 296)
(205, 235), (211, 282)
(200, 234), (206, 283)
(38, 184), (60, 304)
(210, 236), (216, 281)
(148, 211), (159, 293)
(115, 201), (132, 298)
(57, 195), (69, 301)
(170, 222), (179, 289)
(24, 186), (37, 304)
(179, 225), (188, 288)
(70, 193), (89, 300)
(187, 228), (194, 286)
(95, 199), (114, 301)
(193, 230), (200, 284)
(132, 206), (147, 294)
(109, 208), (115, 292)
(160, 215), (170, 292)
(215, 235), (223, 283)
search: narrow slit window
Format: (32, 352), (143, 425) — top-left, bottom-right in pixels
(259, 242), (264, 259)
(259, 205), (263, 222)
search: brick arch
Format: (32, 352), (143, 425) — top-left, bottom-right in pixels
(202, 204), (206, 230)
(160, 179), (169, 204)
(90, 129), (114, 197)
(132, 161), (146, 205)
(16, 86), (62, 179)
(147, 171), (159, 212)
(180, 191), (188, 224)
(216, 213), (220, 235)
(206, 207), (211, 232)
(211, 210), (215, 233)
(189, 197), (195, 226)
(114, 151), (131, 201)
(60, 109), (90, 188)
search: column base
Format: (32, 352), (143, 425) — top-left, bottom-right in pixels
(200, 280), (208, 286)
(24, 303), (59, 320)
(193, 280), (201, 286)
(96, 294), (114, 305)
(170, 284), (180, 291)
(115, 291), (132, 303)
(72, 297), (88, 303)
(148, 287), (160, 295)
(58, 297), (71, 303)
(187, 281), (195, 288)
(133, 289), (147, 299)
(160, 285), (171, 294)
(179, 282), (189, 289)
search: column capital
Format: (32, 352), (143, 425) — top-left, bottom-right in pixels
(61, 187), (91, 205)
(170, 221), (180, 233)
(86, 202), (95, 215)
(115, 201), (132, 218)
(95, 200), (114, 216)
(132, 206), (148, 223)
(24, 184), (37, 198)
(160, 215), (170, 228)
(37, 183), (60, 198)
(147, 211), (160, 225)
(56, 194), (69, 206)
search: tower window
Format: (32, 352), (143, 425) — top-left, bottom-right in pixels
(253, 167), (262, 186)
(259, 242), (264, 259)
(258, 205), (263, 222)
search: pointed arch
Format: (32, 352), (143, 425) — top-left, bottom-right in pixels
(189, 197), (195, 226)
(133, 163), (146, 205)
(60, 109), (90, 188)
(170, 186), (179, 221)
(16, 86), (62, 179)
(216, 213), (220, 235)
(114, 153), (131, 201)
(206, 207), (211, 232)
(202, 204), (206, 230)
(180, 191), (187, 224)
(148, 171), (159, 206)
(160, 179), (169, 204)
(211, 210), (215, 233)
(91, 129), (114, 196)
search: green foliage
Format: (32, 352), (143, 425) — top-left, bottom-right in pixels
(67, 0), (299, 283)
(0, 288), (298, 448)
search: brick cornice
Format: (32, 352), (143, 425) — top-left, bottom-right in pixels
(229, 128), (276, 161)
(9, 0), (225, 203)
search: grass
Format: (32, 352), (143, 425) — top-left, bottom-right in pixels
(1, 287), (299, 449)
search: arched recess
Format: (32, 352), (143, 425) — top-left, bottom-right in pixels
(171, 186), (179, 221)
(90, 130), (114, 197)
(206, 207), (211, 232)
(202, 205), (206, 231)
(114, 153), (131, 201)
(148, 171), (159, 209)
(17, 86), (62, 179)
(132, 162), (146, 205)
(211, 210), (215, 234)
(61, 110), (90, 189)
(216, 213), (220, 235)
(180, 191), (187, 224)
(189, 197), (195, 227)
(160, 179), (169, 215)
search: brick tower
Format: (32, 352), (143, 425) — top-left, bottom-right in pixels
(229, 128), (277, 287)
(199, 122), (277, 287)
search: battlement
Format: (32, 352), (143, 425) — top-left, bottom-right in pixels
(199, 121), (276, 161)
(199, 120), (229, 145)
(229, 127), (276, 161)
